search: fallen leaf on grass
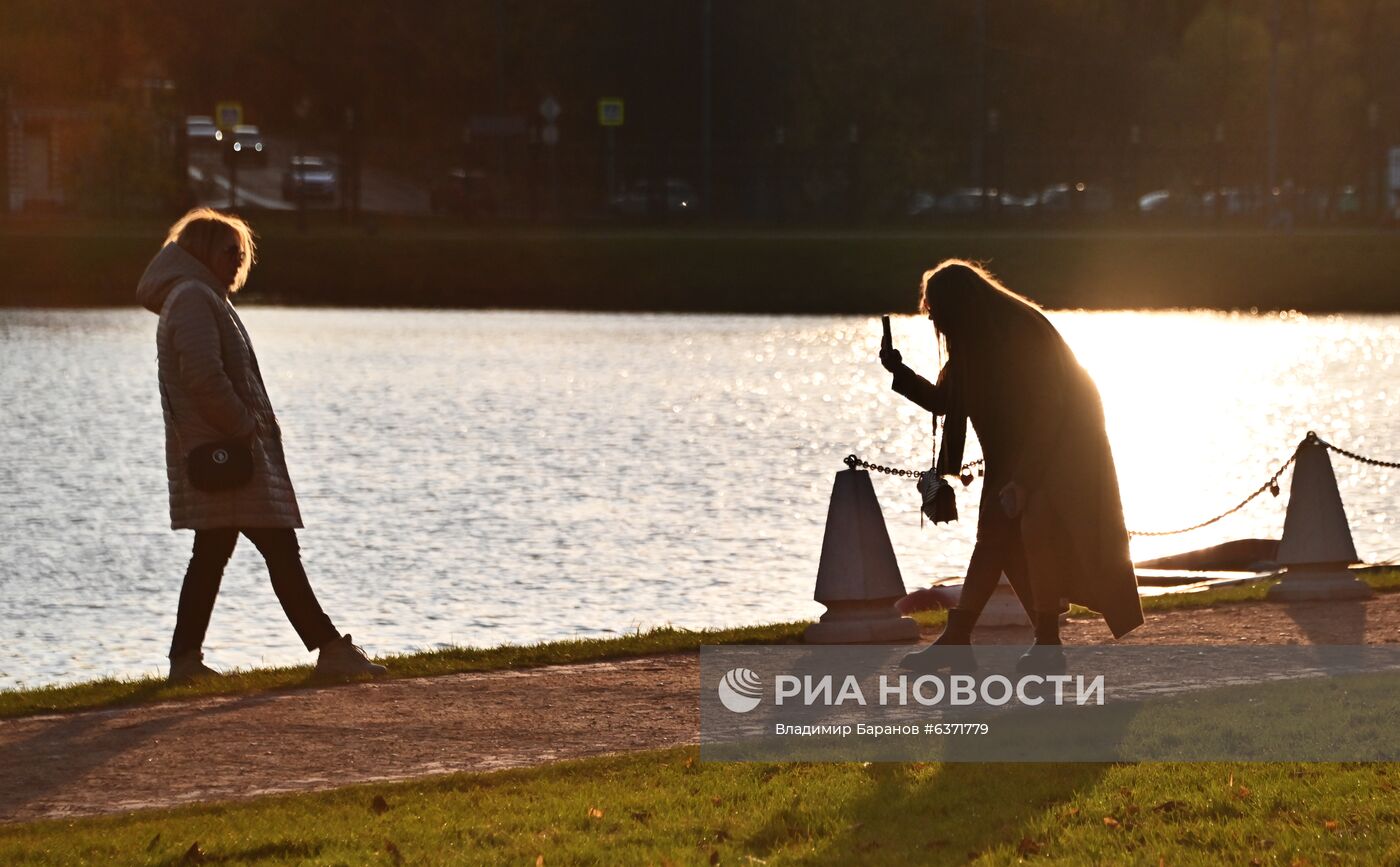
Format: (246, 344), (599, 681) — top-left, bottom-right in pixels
(1290, 858), (1312, 867)
(588, 806), (605, 819)
(371, 795), (390, 814)
(1323, 819), (1339, 831)
(1235, 786), (1251, 800)
(536, 856), (544, 867)
(709, 849), (720, 865)
(1064, 807), (1080, 818)
(1103, 816), (1121, 829)
(1017, 837), (1041, 856)
(385, 840), (404, 866)
(630, 810), (651, 823)
(684, 756), (696, 770)
(1152, 800), (1186, 813)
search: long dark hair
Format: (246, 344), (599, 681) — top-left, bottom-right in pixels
(918, 259), (1064, 372)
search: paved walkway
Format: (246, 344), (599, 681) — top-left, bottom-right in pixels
(0, 657), (697, 824)
(2, 592), (1397, 824)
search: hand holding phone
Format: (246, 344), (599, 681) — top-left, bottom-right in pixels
(879, 314), (903, 371)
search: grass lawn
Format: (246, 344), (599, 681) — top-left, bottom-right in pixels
(2, 748), (1397, 865)
(3, 569), (1396, 722)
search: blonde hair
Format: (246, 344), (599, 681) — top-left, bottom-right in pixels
(162, 207), (257, 292)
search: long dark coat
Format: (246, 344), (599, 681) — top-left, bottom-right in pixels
(894, 314), (1143, 638)
(136, 243), (303, 530)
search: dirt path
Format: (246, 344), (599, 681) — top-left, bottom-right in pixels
(3, 593), (1399, 824)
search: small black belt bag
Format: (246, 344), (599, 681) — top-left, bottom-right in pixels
(160, 380), (256, 493)
(185, 438), (254, 492)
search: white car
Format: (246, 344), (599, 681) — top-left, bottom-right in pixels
(185, 116), (218, 150)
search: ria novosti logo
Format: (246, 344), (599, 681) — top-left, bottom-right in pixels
(717, 668), (763, 713)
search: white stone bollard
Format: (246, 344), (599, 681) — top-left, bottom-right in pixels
(976, 574), (1032, 627)
(804, 469), (921, 644)
(1266, 434), (1374, 602)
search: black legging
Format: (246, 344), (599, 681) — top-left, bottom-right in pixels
(169, 528), (340, 658)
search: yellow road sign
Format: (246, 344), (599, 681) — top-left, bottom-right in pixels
(215, 101), (243, 130)
(597, 98), (624, 127)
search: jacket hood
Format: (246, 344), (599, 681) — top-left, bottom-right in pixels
(136, 243), (227, 313)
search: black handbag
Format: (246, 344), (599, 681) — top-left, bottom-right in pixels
(185, 439), (254, 492)
(160, 380), (256, 493)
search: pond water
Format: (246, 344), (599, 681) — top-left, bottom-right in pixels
(1, 307), (1397, 688)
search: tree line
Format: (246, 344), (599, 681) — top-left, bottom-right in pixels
(2, 0), (1396, 219)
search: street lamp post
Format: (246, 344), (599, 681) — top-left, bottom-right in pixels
(1266, 0), (1281, 227)
(294, 96), (310, 233)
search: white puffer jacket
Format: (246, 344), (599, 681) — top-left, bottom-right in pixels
(136, 243), (303, 530)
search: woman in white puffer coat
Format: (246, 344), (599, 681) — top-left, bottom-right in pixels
(136, 208), (385, 684)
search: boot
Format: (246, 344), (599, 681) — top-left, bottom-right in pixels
(314, 634), (388, 679)
(168, 650), (222, 685)
(900, 608), (979, 672)
(1015, 611), (1066, 674)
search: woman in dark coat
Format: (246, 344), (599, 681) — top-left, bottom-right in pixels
(882, 260), (1142, 670)
(137, 208), (387, 684)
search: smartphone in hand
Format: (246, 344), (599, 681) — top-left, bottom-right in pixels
(881, 314), (892, 352)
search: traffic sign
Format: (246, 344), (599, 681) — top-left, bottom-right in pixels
(539, 96), (561, 122)
(214, 101), (242, 130)
(597, 98), (624, 127)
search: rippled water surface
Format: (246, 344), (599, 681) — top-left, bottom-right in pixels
(2, 308), (1397, 687)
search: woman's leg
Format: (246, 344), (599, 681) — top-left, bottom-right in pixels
(170, 529), (240, 659)
(953, 503), (1021, 616)
(242, 528), (340, 651)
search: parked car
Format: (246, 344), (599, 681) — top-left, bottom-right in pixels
(936, 187), (996, 215)
(281, 156), (338, 201)
(220, 124), (266, 167)
(907, 187), (1034, 219)
(905, 189), (938, 217)
(608, 178), (696, 217)
(1038, 182), (1113, 214)
(1199, 186), (1261, 218)
(185, 115), (218, 150)
(429, 168), (502, 217)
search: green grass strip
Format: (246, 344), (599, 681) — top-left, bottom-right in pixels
(2, 569), (1395, 722)
(2, 748), (1398, 865)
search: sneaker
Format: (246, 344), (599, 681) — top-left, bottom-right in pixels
(314, 634), (388, 679)
(168, 650), (222, 685)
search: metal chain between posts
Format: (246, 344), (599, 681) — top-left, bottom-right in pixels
(1126, 451), (1298, 537)
(844, 454), (985, 481)
(844, 449), (1296, 537)
(848, 432), (1398, 538)
(1315, 436), (1400, 470)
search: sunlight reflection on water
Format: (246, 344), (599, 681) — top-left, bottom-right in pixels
(1, 307), (1397, 687)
